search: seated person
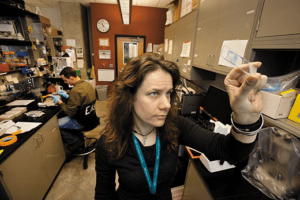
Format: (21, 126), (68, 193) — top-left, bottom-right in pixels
(51, 67), (99, 151)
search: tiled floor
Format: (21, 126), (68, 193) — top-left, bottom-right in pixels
(45, 100), (108, 200)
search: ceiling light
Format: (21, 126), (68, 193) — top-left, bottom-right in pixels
(117, 0), (132, 25)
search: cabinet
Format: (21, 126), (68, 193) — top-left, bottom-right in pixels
(256, 0), (300, 38)
(47, 35), (64, 57)
(0, 115), (65, 200)
(173, 10), (198, 80)
(164, 23), (175, 62)
(192, 0), (259, 75)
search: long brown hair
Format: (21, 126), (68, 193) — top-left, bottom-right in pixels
(103, 53), (180, 159)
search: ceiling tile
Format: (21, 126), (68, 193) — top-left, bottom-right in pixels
(156, 0), (173, 8)
(136, 0), (160, 7)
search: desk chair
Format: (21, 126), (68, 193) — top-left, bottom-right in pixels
(63, 100), (100, 169)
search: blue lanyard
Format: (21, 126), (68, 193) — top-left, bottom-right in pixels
(132, 133), (160, 195)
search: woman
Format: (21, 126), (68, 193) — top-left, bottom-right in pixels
(95, 53), (267, 199)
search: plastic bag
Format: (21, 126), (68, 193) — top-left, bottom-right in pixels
(262, 70), (300, 93)
(242, 127), (300, 199)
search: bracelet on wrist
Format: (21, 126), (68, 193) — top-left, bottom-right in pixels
(231, 113), (264, 136)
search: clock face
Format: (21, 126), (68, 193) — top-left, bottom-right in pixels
(97, 19), (110, 33)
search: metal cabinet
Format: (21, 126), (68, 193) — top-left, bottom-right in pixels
(164, 23), (175, 62)
(173, 10), (198, 80)
(192, 0), (259, 75)
(256, 0), (300, 38)
(0, 115), (65, 200)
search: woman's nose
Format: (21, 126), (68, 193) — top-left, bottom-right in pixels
(159, 95), (171, 110)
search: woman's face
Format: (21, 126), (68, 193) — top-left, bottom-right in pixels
(132, 68), (173, 129)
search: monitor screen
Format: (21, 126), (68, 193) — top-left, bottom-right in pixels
(181, 94), (204, 116)
(201, 85), (232, 125)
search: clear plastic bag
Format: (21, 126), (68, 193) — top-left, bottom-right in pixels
(242, 127), (300, 200)
(262, 70), (300, 93)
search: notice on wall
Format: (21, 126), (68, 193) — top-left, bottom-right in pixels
(77, 59), (84, 68)
(123, 42), (138, 64)
(99, 50), (111, 59)
(180, 41), (191, 57)
(165, 39), (168, 52)
(99, 38), (109, 47)
(98, 69), (114, 82)
(66, 39), (76, 47)
(168, 40), (173, 55)
(76, 47), (83, 58)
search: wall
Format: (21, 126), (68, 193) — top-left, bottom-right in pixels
(40, 8), (62, 30)
(60, 2), (91, 80)
(90, 3), (167, 89)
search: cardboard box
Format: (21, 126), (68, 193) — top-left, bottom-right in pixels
(200, 153), (235, 173)
(261, 91), (296, 119)
(172, 0), (181, 22)
(288, 94), (300, 124)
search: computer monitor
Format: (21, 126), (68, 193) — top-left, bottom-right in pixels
(200, 85), (232, 125)
(180, 94), (205, 116)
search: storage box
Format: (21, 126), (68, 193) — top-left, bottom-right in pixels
(261, 91), (296, 119)
(200, 153), (235, 173)
(288, 94), (300, 124)
(0, 63), (9, 72)
(172, 0), (181, 22)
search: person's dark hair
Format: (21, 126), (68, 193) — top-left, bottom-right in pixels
(103, 53), (181, 159)
(59, 67), (78, 78)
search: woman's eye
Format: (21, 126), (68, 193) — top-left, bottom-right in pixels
(150, 92), (157, 97)
(166, 92), (171, 96)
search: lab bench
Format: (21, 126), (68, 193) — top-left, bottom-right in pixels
(0, 99), (65, 200)
(182, 148), (271, 200)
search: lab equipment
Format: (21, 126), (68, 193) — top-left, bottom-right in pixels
(220, 45), (256, 75)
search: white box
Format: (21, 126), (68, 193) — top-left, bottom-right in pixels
(261, 91), (296, 119)
(199, 153), (235, 173)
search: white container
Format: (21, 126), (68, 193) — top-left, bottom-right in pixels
(261, 91), (296, 119)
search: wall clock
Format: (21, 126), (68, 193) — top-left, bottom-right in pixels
(97, 19), (110, 33)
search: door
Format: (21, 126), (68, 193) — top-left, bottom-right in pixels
(115, 35), (145, 77)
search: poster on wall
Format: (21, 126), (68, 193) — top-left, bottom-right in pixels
(123, 42), (138, 64)
(76, 47), (83, 58)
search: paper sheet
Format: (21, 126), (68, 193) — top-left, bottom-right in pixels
(180, 41), (191, 57)
(146, 43), (153, 52)
(5, 75), (13, 82)
(77, 59), (84, 68)
(168, 40), (173, 55)
(66, 39), (76, 47)
(218, 40), (248, 68)
(98, 69), (114, 82)
(165, 9), (173, 25)
(165, 39), (168, 52)
(12, 77), (19, 83)
(5, 122), (42, 134)
(6, 100), (35, 106)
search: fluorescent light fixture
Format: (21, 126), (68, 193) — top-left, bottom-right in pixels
(117, 0), (132, 25)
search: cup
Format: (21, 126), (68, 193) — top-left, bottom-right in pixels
(55, 85), (63, 92)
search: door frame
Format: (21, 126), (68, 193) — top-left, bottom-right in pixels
(114, 35), (146, 78)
